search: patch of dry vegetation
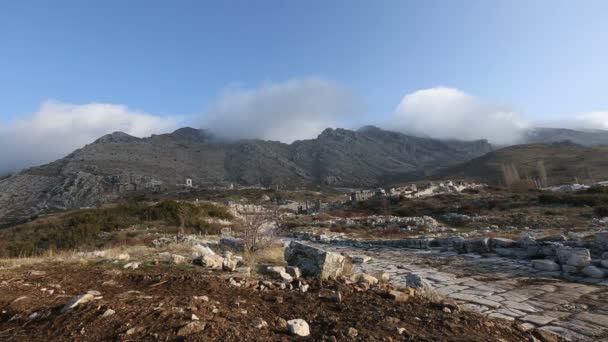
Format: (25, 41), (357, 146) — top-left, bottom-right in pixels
(0, 200), (232, 257)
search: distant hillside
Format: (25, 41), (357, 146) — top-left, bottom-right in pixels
(0, 126), (491, 221)
(524, 128), (608, 146)
(441, 142), (608, 186)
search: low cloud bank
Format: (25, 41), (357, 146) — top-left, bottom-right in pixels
(393, 87), (530, 145)
(203, 77), (362, 143)
(0, 101), (177, 174)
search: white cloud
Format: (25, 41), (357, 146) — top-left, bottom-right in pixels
(203, 77), (361, 142)
(0, 100), (178, 173)
(393, 87), (529, 145)
(571, 111), (608, 130)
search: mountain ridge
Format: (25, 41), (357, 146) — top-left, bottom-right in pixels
(0, 126), (492, 222)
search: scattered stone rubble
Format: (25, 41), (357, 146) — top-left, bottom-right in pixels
(349, 180), (484, 202)
(300, 231), (608, 281)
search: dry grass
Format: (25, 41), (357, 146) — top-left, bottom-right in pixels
(0, 249), (80, 269)
(243, 244), (286, 266)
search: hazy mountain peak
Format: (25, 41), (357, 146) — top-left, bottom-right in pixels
(93, 131), (139, 144)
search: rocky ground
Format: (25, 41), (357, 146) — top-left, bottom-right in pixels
(307, 242), (608, 341)
(0, 260), (541, 341)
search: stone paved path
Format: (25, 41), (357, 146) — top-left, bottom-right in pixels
(304, 242), (608, 341)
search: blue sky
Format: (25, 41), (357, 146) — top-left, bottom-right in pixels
(1, 0), (608, 171)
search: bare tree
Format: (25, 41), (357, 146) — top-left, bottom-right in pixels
(240, 210), (279, 252)
(537, 160), (548, 187)
(501, 163), (521, 187)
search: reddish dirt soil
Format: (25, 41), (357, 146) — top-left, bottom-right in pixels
(0, 262), (550, 341)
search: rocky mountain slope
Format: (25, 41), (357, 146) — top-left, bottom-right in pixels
(441, 141), (608, 185)
(0, 126), (491, 222)
(523, 127), (608, 146)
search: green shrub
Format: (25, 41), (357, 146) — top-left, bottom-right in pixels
(0, 200), (233, 257)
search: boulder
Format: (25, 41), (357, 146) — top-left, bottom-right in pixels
(284, 242), (345, 279)
(596, 231), (608, 244)
(192, 245), (216, 257)
(561, 265), (581, 274)
(557, 248), (591, 267)
(519, 236), (537, 247)
(582, 265), (606, 278)
(538, 235), (567, 242)
(194, 254), (224, 269)
(266, 266), (293, 283)
(287, 319), (310, 337)
(490, 238), (517, 249)
(532, 259), (561, 272)
(540, 242), (563, 257)
(406, 273), (433, 292)
(463, 237), (490, 254)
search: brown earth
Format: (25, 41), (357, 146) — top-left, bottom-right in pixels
(0, 262), (549, 341)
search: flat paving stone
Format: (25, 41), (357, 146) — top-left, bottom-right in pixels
(502, 301), (538, 313)
(304, 241), (608, 341)
(488, 312), (515, 321)
(574, 312), (608, 328)
(448, 293), (502, 308)
(540, 326), (587, 341)
(522, 314), (556, 325)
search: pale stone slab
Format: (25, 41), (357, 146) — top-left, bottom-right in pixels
(448, 293), (501, 308)
(575, 312), (608, 328)
(502, 301), (538, 313)
(522, 315), (556, 325)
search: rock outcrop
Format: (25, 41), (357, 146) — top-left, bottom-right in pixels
(284, 241), (346, 279)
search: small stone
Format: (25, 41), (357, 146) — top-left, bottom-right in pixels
(348, 327), (358, 337)
(191, 313), (199, 320)
(115, 253), (130, 261)
(352, 255), (371, 263)
(531, 259), (560, 272)
(287, 319), (310, 337)
(286, 266), (302, 279)
(102, 309), (115, 317)
(62, 293), (95, 313)
(387, 290), (409, 302)
(171, 254), (187, 264)
(194, 295), (209, 302)
(254, 318), (268, 329)
(300, 284), (310, 293)
(351, 273), (378, 286)
(380, 272), (390, 282)
(123, 262), (140, 270)
(178, 321), (206, 336)
(276, 317), (288, 330)
(443, 307), (452, 313)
